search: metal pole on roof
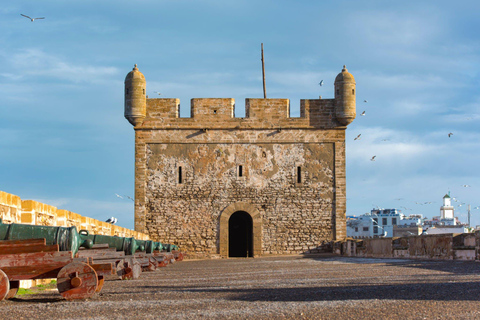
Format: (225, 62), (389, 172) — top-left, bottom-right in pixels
(261, 43), (267, 99)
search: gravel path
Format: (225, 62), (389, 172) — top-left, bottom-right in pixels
(2, 254), (480, 319)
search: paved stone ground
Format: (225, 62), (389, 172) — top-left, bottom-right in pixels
(2, 254), (480, 319)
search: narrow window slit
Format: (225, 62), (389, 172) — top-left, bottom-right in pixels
(297, 166), (302, 183)
(178, 166), (183, 184)
(238, 165), (243, 177)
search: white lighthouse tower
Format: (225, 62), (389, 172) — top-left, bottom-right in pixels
(440, 193), (455, 222)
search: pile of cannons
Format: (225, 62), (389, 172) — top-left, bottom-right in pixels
(0, 219), (183, 301)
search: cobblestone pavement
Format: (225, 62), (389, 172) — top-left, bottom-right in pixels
(2, 254), (480, 319)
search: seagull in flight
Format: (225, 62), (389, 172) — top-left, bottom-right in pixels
(462, 184), (471, 187)
(21, 14), (45, 22)
(115, 193), (134, 201)
(361, 111), (366, 116)
(154, 91), (161, 96)
(354, 134), (361, 140)
(105, 217), (118, 224)
(370, 155), (376, 161)
(448, 132), (453, 137)
(319, 80), (324, 86)
(364, 100), (368, 103)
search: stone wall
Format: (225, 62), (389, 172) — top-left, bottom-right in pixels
(134, 97), (349, 258)
(0, 190), (149, 239)
(338, 233), (478, 261)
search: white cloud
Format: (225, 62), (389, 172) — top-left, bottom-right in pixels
(3, 49), (119, 84)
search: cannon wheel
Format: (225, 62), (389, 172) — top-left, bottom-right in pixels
(95, 276), (104, 293)
(0, 269), (10, 301)
(57, 262), (98, 300)
(6, 280), (20, 299)
(122, 258), (141, 280)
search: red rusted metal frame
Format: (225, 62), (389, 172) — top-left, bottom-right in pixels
(151, 252), (169, 267)
(134, 253), (158, 272)
(0, 244), (60, 255)
(0, 238), (47, 247)
(0, 251), (74, 281)
(172, 250), (184, 261)
(0, 239), (114, 301)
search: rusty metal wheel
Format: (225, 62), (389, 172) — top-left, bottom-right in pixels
(57, 262), (98, 300)
(5, 280), (19, 299)
(121, 258), (141, 280)
(0, 269), (10, 301)
(95, 276), (104, 293)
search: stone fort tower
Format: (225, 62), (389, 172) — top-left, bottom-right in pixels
(125, 64), (356, 258)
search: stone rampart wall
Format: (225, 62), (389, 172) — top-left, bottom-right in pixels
(338, 232), (478, 261)
(0, 190), (149, 239)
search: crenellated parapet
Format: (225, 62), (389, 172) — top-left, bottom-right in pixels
(125, 65), (356, 130)
(138, 97), (341, 129)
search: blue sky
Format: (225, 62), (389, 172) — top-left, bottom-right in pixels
(1, 1), (480, 229)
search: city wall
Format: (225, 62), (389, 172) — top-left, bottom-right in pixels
(0, 190), (149, 239)
(337, 233), (478, 261)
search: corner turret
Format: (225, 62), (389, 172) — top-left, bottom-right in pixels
(124, 64), (146, 126)
(334, 65), (356, 126)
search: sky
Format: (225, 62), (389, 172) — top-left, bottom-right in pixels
(1, 1), (480, 230)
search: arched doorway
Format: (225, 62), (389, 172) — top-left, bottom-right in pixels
(228, 211), (253, 257)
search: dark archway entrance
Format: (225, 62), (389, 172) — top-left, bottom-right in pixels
(228, 211), (253, 257)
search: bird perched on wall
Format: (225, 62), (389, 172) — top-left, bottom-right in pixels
(448, 132), (453, 137)
(354, 134), (361, 140)
(318, 80), (324, 86)
(370, 155), (376, 161)
(21, 14), (45, 22)
(106, 217), (117, 224)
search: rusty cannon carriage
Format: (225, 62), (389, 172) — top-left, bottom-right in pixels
(0, 238), (115, 301)
(0, 220), (184, 301)
(0, 220), (117, 300)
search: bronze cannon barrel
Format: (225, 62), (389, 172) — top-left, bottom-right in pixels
(0, 219), (93, 256)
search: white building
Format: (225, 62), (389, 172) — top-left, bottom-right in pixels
(440, 193), (455, 221)
(347, 209), (423, 238)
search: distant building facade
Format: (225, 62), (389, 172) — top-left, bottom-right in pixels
(347, 208), (423, 238)
(124, 64), (357, 258)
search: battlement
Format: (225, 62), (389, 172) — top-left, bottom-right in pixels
(141, 97), (340, 129)
(125, 64), (356, 129)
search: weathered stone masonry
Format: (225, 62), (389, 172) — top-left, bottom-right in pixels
(124, 64), (356, 258)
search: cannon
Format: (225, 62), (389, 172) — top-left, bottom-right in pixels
(78, 230), (143, 256)
(0, 238), (115, 301)
(0, 219), (93, 256)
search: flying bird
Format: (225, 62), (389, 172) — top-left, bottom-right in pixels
(370, 155), (376, 161)
(154, 91), (161, 96)
(381, 139), (390, 141)
(319, 80), (324, 86)
(474, 206), (480, 210)
(105, 217), (117, 224)
(116, 193), (134, 201)
(21, 14), (45, 22)
(448, 132), (453, 137)
(364, 100), (368, 103)
(354, 134), (361, 140)
(462, 184), (471, 187)
(361, 111), (366, 116)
